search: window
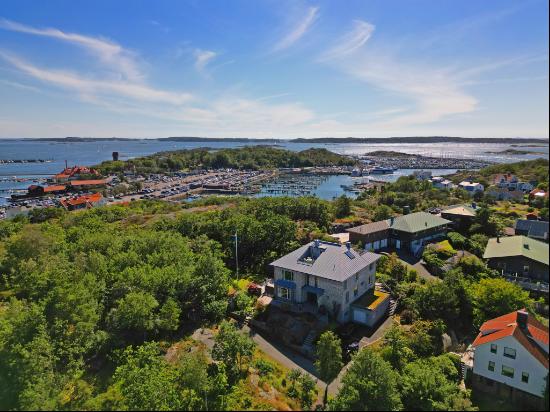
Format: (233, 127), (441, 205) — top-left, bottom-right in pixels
(354, 286), (358, 297)
(523, 265), (530, 275)
(488, 361), (495, 372)
(490, 344), (497, 354)
(314, 276), (318, 287)
(279, 287), (290, 300)
(355, 273), (359, 282)
(521, 372), (529, 383)
(503, 347), (516, 359)
(369, 263), (374, 271)
(284, 270), (293, 281)
(343, 280), (348, 290)
(345, 291), (349, 303)
(501, 365), (514, 378)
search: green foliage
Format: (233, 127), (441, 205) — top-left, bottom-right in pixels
(211, 321), (255, 383)
(315, 331), (343, 384)
(469, 278), (533, 328)
(373, 204), (394, 221)
(96, 146), (355, 174)
(334, 195), (352, 218)
(401, 356), (475, 411)
(329, 348), (402, 411)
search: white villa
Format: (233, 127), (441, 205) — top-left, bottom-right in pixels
(269, 240), (389, 326)
(468, 309), (548, 409)
(459, 181), (485, 194)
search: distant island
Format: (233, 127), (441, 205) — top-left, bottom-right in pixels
(288, 136), (549, 144)
(14, 136), (550, 144)
(484, 149), (543, 155)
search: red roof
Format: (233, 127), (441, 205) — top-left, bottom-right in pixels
(44, 185), (66, 192)
(69, 179), (107, 186)
(472, 310), (549, 368)
(60, 193), (103, 209)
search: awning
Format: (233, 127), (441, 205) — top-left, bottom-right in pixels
(302, 285), (325, 295)
(274, 279), (296, 289)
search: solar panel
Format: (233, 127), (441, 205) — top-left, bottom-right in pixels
(345, 250), (355, 259)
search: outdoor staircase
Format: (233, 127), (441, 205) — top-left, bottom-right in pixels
(301, 330), (317, 356)
(376, 282), (399, 317)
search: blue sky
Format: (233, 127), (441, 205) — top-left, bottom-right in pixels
(0, 0), (548, 138)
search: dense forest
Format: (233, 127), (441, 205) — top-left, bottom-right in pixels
(96, 146), (355, 174)
(0, 159), (548, 411)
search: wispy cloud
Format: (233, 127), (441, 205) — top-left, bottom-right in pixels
(0, 51), (192, 105)
(320, 20), (375, 61)
(193, 49), (217, 74)
(0, 18), (142, 81)
(273, 6), (319, 52)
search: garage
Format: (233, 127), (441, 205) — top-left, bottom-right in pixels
(352, 308), (367, 324)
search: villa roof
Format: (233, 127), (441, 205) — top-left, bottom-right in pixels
(441, 205), (477, 217)
(483, 235), (549, 266)
(43, 185), (66, 193)
(69, 179), (108, 186)
(346, 220), (390, 235)
(472, 310), (548, 368)
(514, 219), (549, 240)
(388, 212), (451, 233)
(270, 240), (381, 282)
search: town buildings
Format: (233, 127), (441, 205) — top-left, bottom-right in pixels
(60, 193), (105, 211)
(269, 240), (388, 326)
(470, 309), (548, 408)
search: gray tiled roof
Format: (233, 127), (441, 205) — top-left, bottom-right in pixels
(346, 220), (390, 235)
(514, 219), (549, 240)
(270, 241), (381, 282)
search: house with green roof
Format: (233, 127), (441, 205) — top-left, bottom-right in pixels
(484, 236), (549, 292)
(347, 211), (451, 255)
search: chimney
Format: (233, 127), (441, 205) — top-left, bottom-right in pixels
(390, 216), (395, 226)
(112, 151), (119, 161)
(403, 205), (410, 215)
(517, 310), (528, 330)
(497, 235), (500, 243)
(345, 241), (351, 251)
(471, 202), (477, 209)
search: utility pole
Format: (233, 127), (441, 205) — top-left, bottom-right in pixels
(232, 230), (239, 279)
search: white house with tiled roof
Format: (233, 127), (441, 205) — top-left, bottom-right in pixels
(269, 240), (389, 325)
(470, 309), (548, 407)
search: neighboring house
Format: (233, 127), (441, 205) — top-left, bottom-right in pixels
(493, 174), (533, 192)
(431, 176), (455, 190)
(269, 240), (388, 325)
(514, 220), (549, 242)
(486, 187), (525, 202)
(347, 211), (451, 255)
(529, 189), (548, 202)
(347, 220), (390, 252)
(483, 236), (549, 291)
(440, 204), (478, 228)
(60, 193), (105, 211)
(470, 309), (548, 408)
(413, 170), (432, 180)
(54, 165), (100, 182)
(69, 179), (109, 190)
(459, 181), (485, 194)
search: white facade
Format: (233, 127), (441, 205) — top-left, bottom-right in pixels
(272, 263), (377, 323)
(473, 335), (548, 398)
(459, 181), (485, 193)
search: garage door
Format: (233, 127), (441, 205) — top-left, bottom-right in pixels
(352, 308), (367, 324)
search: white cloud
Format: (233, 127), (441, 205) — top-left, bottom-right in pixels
(0, 51), (192, 105)
(273, 6), (319, 52)
(193, 49), (217, 73)
(0, 18), (142, 81)
(320, 20), (375, 60)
